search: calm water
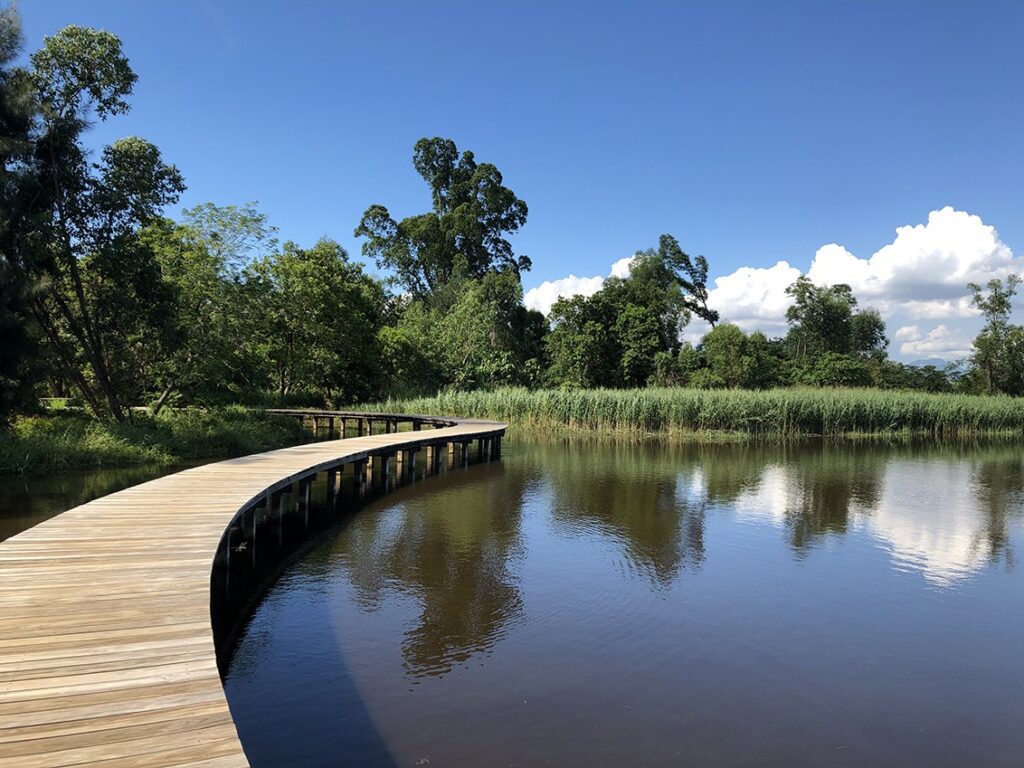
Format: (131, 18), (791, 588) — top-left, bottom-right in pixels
(223, 439), (1024, 768)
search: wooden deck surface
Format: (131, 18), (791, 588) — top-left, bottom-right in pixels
(0, 416), (505, 767)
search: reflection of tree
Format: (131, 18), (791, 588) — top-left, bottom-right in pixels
(971, 451), (1024, 570)
(785, 445), (884, 553)
(534, 441), (708, 587)
(334, 466), (526, 677)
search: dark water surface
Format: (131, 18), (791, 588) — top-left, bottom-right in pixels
(222, 438), (1024, 768)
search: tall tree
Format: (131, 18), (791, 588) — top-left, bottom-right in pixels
(545, 239), (696, 388)
(967, 275), (1023, 394)
(355, 137), (530, 299)
(143, 203), (277, 410)
(0, 6), (39, 419)
(784, 276), (887, 361)
(248, 239), (386, 403)
(16, 25), (184, 420)
(655, 234), (719, 327)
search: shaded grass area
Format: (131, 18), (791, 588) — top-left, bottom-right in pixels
(357, 387), (1024, 439)
(0, 408), (310, 475)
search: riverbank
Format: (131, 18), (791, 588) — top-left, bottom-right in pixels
(358, 387), (1024, 439)
(0, 408), (310, 475)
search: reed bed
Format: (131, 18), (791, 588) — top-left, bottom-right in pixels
(0, 407), (309, 475)
(357, 387), (1024, 439)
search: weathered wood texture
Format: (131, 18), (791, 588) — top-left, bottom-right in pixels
(0, 414), (505, 767)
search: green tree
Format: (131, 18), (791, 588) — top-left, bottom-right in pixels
(785, 276), (857, 358)
(14, 25), (184, 420)
(248, 239), (385, 403)
(545, 236), (697, 388)
(967, 275), (1023, 394)
(143, 203), (278, 409)
(384, 272), (545, 393)
(784, 276), (888, 367)
(356, 137), (529, 298)
(545, 293), (619, 388)
(0, 6), (40, 418)
(700, 323), (747, 388)
(850, 308), (888, 359)
(800, 351), (873, 387)
(654, 234), (719, 326)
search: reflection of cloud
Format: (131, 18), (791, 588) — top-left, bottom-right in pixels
(860, 462), (993, 587)
(726, 465), (795, 526)
(718, 456), (1004, 586)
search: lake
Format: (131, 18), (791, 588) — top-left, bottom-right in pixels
(220, 438), (1024, 767)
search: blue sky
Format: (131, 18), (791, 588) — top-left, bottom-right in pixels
(19, 1), (1024, 359)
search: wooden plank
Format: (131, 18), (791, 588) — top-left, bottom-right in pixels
(0, 413), (505, 766)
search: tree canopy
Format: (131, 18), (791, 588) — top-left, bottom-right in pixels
(356, 137), (530, 299)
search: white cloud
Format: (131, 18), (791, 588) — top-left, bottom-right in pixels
(693, 207), (1021, 359)
(894, 324), (973, 359)
(806, 207), (1019, 317)
(610, 255), (637, 279)
(704, 260), (802, 334)
(523, 274), (605, 314)
(524, 207), (1022, 359)
(523, 252), (640, 315)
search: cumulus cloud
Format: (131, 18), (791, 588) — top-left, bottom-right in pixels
(524, 253), (639, 314)
(523, 274), (605, 315)
(610, 255), (637, 279)
(893, 324), (973, 359)
(702, 260), (801, 335)
(696, 207), (1021, 358)
(524, 207), (1022, 360)
(805, 207), (1020, 317)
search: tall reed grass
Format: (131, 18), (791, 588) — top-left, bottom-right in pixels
(0, 407), (309, 475)
(357, 387), (1024, 438)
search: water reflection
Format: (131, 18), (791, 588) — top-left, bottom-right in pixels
(330, 441), (1024, 675)
(320, 441), (1024, 679)
(331, 463), (527, 677)
(225, 437), (1024, 767)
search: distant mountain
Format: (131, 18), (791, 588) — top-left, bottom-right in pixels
(909, 358), (948, 369)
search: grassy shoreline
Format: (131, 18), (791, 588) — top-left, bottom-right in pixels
(357, 387), (1024, 440)
(0, 408), (310, 475)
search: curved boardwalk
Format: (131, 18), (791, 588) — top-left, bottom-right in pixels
(0, 413), (505, 767)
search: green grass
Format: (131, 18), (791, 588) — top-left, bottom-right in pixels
(356, 387), (1024, 439)
(0, 407), (310, 475)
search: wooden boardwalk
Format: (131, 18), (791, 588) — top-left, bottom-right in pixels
(0, 413), (505, 767)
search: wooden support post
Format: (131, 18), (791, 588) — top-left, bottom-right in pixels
(493, 436), (502, 459)
(409, 447), (418, 473)
(251, 504), (258, 569)
(274, 490), (284, 545)
(429, 444), (442, 473)
(461, 441), (471, 466)
(303, 477), (312, 527)
(358, 419), (365, 437)
(413, 421), (421, 432)
(353, 459), (367, 494)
